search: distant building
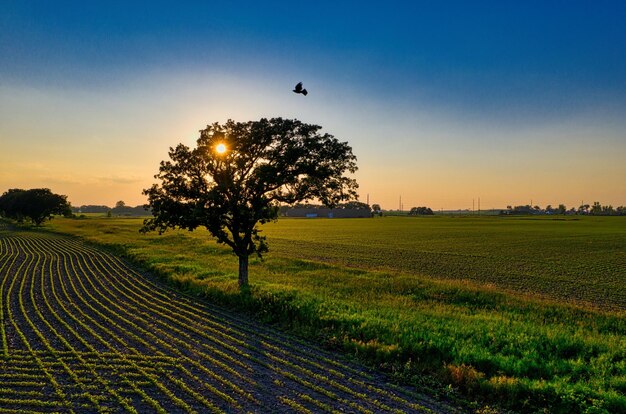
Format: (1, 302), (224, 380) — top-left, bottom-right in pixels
(284, 208), (370, 218)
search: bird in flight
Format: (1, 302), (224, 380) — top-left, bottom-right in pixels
(293, 82), (308, 96)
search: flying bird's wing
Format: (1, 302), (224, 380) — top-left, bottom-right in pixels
(294, 82), (303, 92)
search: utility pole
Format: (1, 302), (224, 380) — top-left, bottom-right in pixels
(473, 198), (475, 214)
(478, 197), (481, 215)
(366, 193), (369, 206)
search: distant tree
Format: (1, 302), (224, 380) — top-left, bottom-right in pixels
(577, 202), (619, 216)
(338, 201), (371, 210)
(291, 202), (322, 209)
(142, 118), (359, 289)
(0, 189), (27, 222)
(545, 205), (554, 214)
(557, 204), (567, 215)
(602, 204), (615, 215)
(408, 206), (434, 216)
(110, 203), (149, 217)
(590, 201), (602, 215)
(371, 203), (382, 216)
(130, 205), (150, 216)
(510, 205), (534, 214)
(76, 205), (110, 213)
(112, 201), (130, 216)
(0, 188), (71, 225)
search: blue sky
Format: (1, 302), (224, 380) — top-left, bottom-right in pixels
(1, 1), (625, 209)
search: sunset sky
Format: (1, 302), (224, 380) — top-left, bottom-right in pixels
(1, 1), (625, 210)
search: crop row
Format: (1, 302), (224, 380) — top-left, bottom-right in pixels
(263, 217), (626, 310)
(0, 228), (455, 413)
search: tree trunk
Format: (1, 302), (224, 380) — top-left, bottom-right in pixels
(238, 254), (249, 289)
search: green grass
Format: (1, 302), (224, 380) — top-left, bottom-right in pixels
(42, 215), (626, 413)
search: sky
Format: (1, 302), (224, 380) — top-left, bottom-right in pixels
(1, 1), (625, 210)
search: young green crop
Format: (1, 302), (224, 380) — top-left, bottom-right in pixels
(0, 221), (435, 413)
(39, 215), (626, 413)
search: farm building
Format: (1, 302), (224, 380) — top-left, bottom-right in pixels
(284, 208), (371, 218)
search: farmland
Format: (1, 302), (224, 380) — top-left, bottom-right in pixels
(49, 215), (626, 310)
(40, 215), (626, 413)
(0, 221), (456, 413)
(263, 215), (626, 311)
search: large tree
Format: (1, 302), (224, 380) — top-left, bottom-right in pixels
(142, 118), (358, 288)
(0, 188), (71, 225)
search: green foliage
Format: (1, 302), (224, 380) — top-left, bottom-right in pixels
(142, 118), (358, 288)
(371, 204), (382, 217)
(0, 188), (71, 225)
(45, 215), (626, 413)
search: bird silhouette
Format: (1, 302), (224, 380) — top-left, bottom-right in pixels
(293, 82), (308, 96)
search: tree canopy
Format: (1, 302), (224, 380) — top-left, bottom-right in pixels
(0, 188), (71, 225)
(142, 118), (359, 288)
(408, 206), (434, 216)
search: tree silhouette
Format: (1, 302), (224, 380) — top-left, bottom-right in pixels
(142, 118), (358, 289)
(0, 188), (71, 225)
(408, 206), (434, 215)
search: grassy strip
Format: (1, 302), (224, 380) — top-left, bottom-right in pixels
(33, 218), (626, 413)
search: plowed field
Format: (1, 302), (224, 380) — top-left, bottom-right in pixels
(0, 225), (459, 413)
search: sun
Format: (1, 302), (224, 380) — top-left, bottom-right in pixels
(215, 143), (227, 154)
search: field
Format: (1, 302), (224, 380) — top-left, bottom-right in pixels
(0, 221), (458, 413)
(19, 216), (626, 413)
(263, 216), (626, 310)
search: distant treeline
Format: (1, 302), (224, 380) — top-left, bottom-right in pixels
(278, 201), (371, 215)
(408, 206), (434, 215)
(72, 201), (150, 216)
(74, 200), (626, 217)
(504, 202), (626, 216)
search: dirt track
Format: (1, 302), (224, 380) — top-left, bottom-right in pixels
(0, 225), (461, 413)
